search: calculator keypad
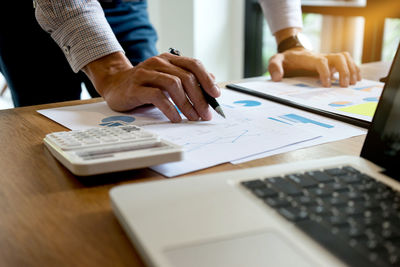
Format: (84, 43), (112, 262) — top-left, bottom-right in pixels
(46, 125), (158, 151)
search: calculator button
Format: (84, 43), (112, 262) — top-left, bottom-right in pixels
(61, 142), (82, 149)
(100, 136), (119, 142)
(43, 125), (182, 175)
(119, 134), (136, 140)
(82, 138), (100, 144)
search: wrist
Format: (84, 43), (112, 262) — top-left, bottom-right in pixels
(274, 27), (302, 45)
(276, 31), (313, 53)
(82, 52), (133, 95)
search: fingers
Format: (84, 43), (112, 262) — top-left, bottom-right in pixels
(271, 49), (332, 86)
(314, 57), (331, 87)
(161, 53), (221, 98)
(98, 53), (228, 122)
(134, 68), (205, 121)
(276, 49), (361, 88)
(325, 52), (362, 87)
(342, 51), (362, 83)
(326, 53), (350, 87)
(209, 72), (216, 81)
(136, 85), (182, 123)
(140, 56), (212, 121)
(268, 54), (284, 81)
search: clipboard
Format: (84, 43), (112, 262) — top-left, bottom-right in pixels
(226, 83), (371, 129)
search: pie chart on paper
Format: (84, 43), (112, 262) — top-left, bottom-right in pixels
(233, 100), (262, 107)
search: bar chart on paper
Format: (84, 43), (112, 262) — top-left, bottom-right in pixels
(146, 103), (320, 176)
(268, 113), (334, 129)
(37, 88), (365, 177)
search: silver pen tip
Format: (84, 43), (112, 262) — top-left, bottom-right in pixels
(215, 106), (226, 118)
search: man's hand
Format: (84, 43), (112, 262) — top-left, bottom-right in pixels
(268, 48), (362, 87)
(83, 52), (220, 122)
(270, 27), (361, 87)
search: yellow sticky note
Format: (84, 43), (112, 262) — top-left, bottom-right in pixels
(338, 102), (377, 117)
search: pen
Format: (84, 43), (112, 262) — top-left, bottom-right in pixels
(168, 48), (226, 118)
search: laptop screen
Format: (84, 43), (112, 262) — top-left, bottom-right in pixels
(361, 43), (400, 176)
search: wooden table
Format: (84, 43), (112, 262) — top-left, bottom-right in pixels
(0, 62), (390, 266)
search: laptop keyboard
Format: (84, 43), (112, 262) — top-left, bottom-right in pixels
(241, 166), (400, 267)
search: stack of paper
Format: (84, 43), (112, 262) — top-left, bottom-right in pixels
(38, 78), (368, 177)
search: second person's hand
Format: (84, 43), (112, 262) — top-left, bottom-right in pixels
(268, 48), (362, 87)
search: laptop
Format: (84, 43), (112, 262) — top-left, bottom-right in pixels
(110, 43), (400, 267)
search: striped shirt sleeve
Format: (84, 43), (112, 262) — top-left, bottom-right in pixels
(34, 0), (124, 73)
(258, 0), (303, 34)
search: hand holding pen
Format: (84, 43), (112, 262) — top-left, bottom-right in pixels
(169, 48), (225, 118)
(86, 50), (222, 122)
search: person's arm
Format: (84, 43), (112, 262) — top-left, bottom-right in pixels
(34, 0), (219, 122)
(258, 0), (361, 87)
(35, 0), (123, 73)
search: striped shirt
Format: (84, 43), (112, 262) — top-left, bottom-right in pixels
(34, 0), (123, 73)
(34, 0), (302, 73)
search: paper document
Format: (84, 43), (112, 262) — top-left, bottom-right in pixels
(230, 77), (384, 122)
(38, 89), (365, 177)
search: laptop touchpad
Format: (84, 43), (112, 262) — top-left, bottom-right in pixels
(164, 230), (315, 267)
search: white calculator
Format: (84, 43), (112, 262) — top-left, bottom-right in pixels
(43, 125), (182, 176)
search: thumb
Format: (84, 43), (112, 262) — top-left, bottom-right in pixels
(268, 54), (284, 81)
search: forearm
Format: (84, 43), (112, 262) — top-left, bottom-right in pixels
(82, 52), (133, 97)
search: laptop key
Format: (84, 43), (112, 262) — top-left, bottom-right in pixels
(263, 196), (291, 208)
(340, 174), (362, 184)
(328, 194), (349, 206)
(241, 179), (266, 189)
(305, 170), (334, 183)
(292, 195), (318, 207)
(295, 220), (376, 267)
(326, 215), (351, 227)
(285, 173), (319, 188)
(325, 168), (349, 177)
(265, 177), (303, 196)
(278, 207), (308, 222)
(307, 184), (334, 197)
(331, 182), (350, 192)
(253, 187), (278, 198)
(342, 166), (361, 174)
(345, 191), (365, 201)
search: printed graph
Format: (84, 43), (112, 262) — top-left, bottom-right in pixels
(329, 101), (353, 107)
(99, 115), (135, 127)
(294, 83), (315, 88)
(233, 100), (262, 107)
(338, 102), (377, 117)
(352, 84), (383, 92)
(363, 97), (379, 102)
(181, 129), (262, 152)
(268, 113), (334, 129)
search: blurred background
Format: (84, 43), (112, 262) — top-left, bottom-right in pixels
(1, 0), (399, 109)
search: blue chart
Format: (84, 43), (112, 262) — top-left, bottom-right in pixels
(268, 113), (334, 129)
(363, 97), (379, 102)
(294, 83), (315, 88)
(329, 101), (353, 107)
(233, 100), (262, 107)
(99, 116), (135, 127)
(316, 79), (340, 87)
